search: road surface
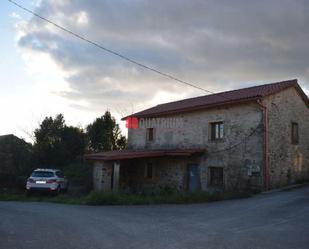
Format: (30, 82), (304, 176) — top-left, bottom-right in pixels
(1, 186), (309, 249)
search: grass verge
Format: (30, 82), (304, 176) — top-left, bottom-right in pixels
(0, 190), (252, 205)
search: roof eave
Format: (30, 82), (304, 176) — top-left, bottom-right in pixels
(85, 149), (205, 161)
(122, 97), (261, 120)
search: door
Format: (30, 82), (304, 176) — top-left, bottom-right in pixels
(188, 164), (200, 192)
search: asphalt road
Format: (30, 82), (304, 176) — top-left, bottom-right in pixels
(1, 186), (309, 249)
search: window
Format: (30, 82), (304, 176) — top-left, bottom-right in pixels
(209, 167), (224, 186)
(144, 163), (153, 179)
(210, 122), (224, 141)
(31, 171), (55, 178)
(146, 128), (154, 142)
(291, 122), (299, 144)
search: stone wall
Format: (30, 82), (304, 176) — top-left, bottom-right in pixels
(119, 157), (188, 193)
(128, 103), (265, 191)
(263, 87), (309, 188)
(93, 161), (113, 191)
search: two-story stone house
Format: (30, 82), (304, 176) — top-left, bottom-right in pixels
(85, 79), (309, 192)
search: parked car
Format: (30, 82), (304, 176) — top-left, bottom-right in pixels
(26, 168), (68, 195)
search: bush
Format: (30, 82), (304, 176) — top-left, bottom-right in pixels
(0, 174), (28, 191)
(62, 161), (93, 194)
(158, 184), (179, 195)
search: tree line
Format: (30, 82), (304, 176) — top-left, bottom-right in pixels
(0, 111), (126, 189)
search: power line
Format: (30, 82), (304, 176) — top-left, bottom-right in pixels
(8, 0), (217, 94)
(7, 0), (263, 152)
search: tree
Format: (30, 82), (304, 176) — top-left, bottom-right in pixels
(0, 134), (33, 174)
(33, 114), (86, 167)
(116, 135), (127, 150)
(86, 111), (127, 152)
(61, 126), (86, 161)
(0, 134), (33, 188)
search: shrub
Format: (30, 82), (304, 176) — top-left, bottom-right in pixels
(62, 161), (93, 194)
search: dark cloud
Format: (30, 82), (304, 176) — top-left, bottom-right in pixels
(17, 0), (309, 114)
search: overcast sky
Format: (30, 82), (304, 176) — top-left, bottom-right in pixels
(1, 0), (309, 142)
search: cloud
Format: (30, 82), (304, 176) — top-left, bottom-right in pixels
(10, 12), (21, 19)
(16, 0), (309, 116)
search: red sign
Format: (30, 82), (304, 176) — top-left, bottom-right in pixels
(126, 117), (138, 129)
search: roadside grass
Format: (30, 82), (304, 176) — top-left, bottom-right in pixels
(0, 192), (81, 205)
(0, 190), (252, 205)
(83, 190), (252, 205)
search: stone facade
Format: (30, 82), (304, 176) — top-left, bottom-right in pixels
(263, 87), (309, 188)
(91, 84), (309, 192)
(127, 102), (265, 192)
(119, 157), (187, 192)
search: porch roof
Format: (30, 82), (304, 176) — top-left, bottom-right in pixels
(84, 148), (205, 161)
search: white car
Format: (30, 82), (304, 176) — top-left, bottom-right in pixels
(26, 168), (69, 195)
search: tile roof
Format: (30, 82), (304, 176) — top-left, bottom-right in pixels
(123, 79), (308, 119)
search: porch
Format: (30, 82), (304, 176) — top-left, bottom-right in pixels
(85, 149), (205, 193)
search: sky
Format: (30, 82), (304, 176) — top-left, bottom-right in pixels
(1, 0), (309, 142)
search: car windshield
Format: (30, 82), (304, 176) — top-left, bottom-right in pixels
(31, 171), (54, 178)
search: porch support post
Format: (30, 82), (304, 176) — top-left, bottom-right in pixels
(113, 161), (120, 191)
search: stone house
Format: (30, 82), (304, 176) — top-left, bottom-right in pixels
(85, 79), (309, 192)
